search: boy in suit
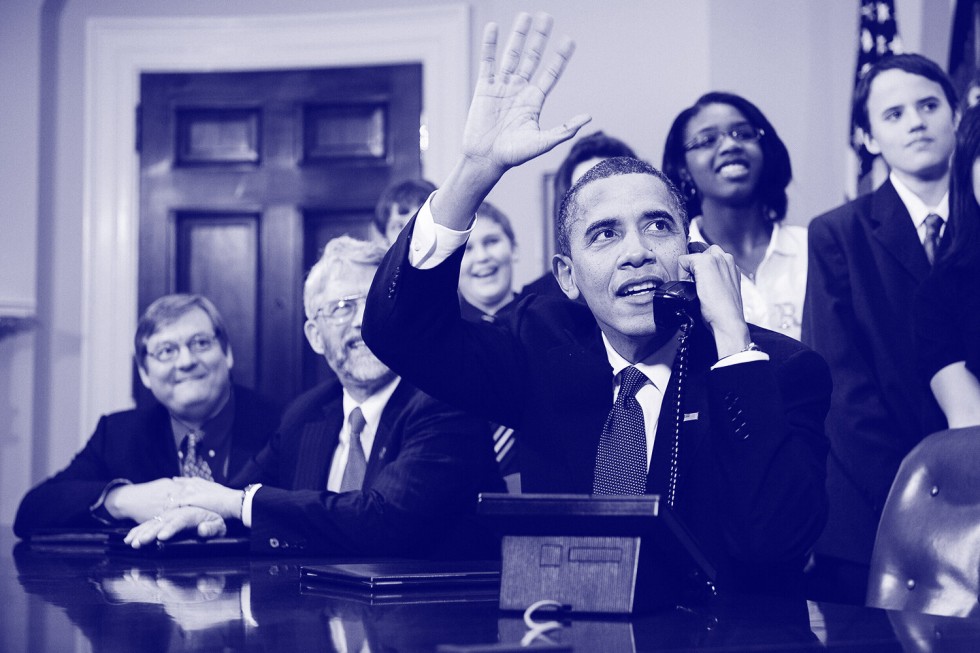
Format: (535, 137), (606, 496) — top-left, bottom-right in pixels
(803, 53), (959, 603)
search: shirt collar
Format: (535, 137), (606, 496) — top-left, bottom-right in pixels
(600, 331), (679, 394)
(689, 216), (793, 257)
(890, 172), (950, 228)
(341, 376), (401, 440)
(169, 385), (235, 449)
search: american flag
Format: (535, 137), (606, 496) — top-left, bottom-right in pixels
(848, 0), (903, 198)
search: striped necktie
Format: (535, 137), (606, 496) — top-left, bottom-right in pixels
(923, 213), (944, 266)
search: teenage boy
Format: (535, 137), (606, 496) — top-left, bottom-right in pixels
(803, 53), (959, 604)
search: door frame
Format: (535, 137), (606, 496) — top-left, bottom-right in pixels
(81, 5), (469, 437)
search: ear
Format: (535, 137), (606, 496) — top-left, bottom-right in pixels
(862, 128), (881, 156)
(223, 343), (235, 371)
(552, 254), (580, 301)
(304, 319), (326, 355)
(678, 167), (692, 182)
(137, 362), (152, 389)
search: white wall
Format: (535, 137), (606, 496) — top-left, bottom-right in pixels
(0, 0), (42, 528)
(0, 0), (957, 526)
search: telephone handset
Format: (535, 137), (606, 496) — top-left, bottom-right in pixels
(652, 241), (707, 328)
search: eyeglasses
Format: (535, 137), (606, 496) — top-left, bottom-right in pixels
(314, 294), (367, 325)
(147, 334), (218, 363)
(683, 125), (764, 152)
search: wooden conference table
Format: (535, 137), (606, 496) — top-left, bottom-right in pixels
(3, 530), (979, 653)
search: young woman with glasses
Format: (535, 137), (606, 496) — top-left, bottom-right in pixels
(662, 92), (805, 340)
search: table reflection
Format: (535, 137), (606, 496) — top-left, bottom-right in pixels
(6, 533), (980, 652)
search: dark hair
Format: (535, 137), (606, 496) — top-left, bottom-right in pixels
(556, 157), (688, 257)
(477, 200), (516, 245)
(662, 91), (792, 222)
(937, 104), (980, 271)
(853, 53), (958, 134)
(373, 178), (437, 233)
(134, 294), (229, 369)
(553, 131), (637, 221)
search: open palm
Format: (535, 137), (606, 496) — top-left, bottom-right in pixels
(462, 13), (590, 175)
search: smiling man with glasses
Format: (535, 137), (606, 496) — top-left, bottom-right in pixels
(14, 294), (281, 538)
(123, 236), (504, 559)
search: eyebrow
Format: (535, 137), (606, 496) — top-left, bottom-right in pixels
(880, 94), (942, 115)
(690, 120), (752, 135)
(582, 217), (621, 240)
(641, 210), (677, 223)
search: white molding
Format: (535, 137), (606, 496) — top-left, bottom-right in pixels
(81, 5), (470, 439)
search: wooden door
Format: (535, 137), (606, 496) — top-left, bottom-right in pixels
(138, 66), (423, 407)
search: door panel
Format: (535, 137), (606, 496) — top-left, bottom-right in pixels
(175, 212), (260, 389)
(139, 66), (422, 407)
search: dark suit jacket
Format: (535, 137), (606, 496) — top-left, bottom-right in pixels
(237, 377), (504, 558)
(362, 218), (831, 595)
(803, 180), (947, 566)
(13, 385), (279, 538)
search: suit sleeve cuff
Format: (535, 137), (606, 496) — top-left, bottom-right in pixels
(408, 192), (474, 269)
(241, 483), (263, 528)
(89, 478), (132, 524)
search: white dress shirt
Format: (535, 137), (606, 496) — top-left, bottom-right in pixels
(325, 377), (401, 492)
(889, 172), (949, 245)
(241, 377), (401, 527)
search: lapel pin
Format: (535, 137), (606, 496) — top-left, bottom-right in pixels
(683, 412), (699, 422)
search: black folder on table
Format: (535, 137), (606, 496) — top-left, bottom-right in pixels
(24, 528), (129, 553)
(300, 560), (501, 603)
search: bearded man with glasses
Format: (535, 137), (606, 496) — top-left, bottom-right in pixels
(122, 236), (504, 559)
(14, 294), (280, 538)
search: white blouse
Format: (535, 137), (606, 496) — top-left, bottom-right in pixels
(689, 218), (808, 341)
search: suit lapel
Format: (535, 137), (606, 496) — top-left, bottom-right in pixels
(543, 327), (613, 480)
(646, 325), (714, 495)
(292, 392), (344, 490)
(145, 403), (183, 476)
(363, 379), (413, 487)
(868, 180), (931, 282)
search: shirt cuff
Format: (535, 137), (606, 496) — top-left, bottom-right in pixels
(90, 478), (132, 524)
(408, 192), (474, 269)
(710, 350), (769, 370)
(240, 483), (263, 528)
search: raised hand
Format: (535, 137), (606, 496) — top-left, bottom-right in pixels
(462, 12), (591, 176)
(677, 245), (752, 358)
(433, 12), (590, 230)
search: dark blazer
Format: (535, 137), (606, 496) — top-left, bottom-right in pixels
(238, 377), (504, 558)
(803, 179), (947, 566)
(13, 385), (279, 538)
(363, 218), (831, 595)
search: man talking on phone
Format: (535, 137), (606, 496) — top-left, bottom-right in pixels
(362, 12), (830, 597)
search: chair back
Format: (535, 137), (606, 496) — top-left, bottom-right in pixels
(866, 426), (980, 617)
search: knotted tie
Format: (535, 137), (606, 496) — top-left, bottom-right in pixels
(923, 213), (944, 266)
(180, 431), (214, 481)
(339, 407), (367, 492)
(593, 366), (649, 495)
